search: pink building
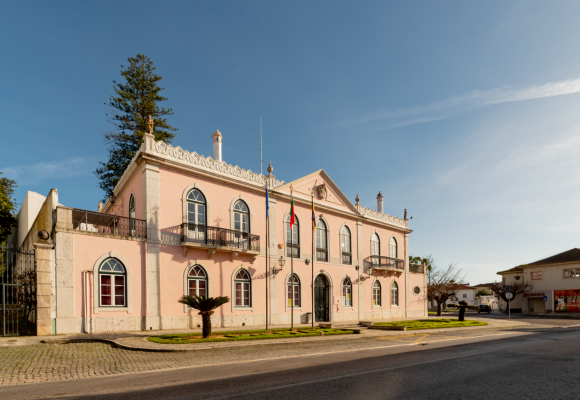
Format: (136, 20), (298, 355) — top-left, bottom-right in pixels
(17, 130), (426, 335)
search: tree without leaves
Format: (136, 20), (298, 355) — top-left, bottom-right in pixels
(0, 172), (18, 245)
(95, 54), (177, 199)
(178, 296), (230, 338)
(426, 259), (464, 316)
(491, 281), (533, 313)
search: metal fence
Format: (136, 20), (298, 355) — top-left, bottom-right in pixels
(181, 223), (260, 252)
(364, 256), (405, 271)
(1, 246), (36, 336)
(72, 208), (147, 240)
(410, 263), (425, 273)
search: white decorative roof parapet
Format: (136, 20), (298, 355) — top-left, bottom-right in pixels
(151, 140), (285, 188)
(354, 204), (409, 229)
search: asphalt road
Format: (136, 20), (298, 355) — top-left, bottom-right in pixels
(2, 324), (580, 399)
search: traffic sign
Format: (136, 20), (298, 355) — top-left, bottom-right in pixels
(506, 285), (513, 293)
(543, 296), (547, 302)
(505, 292), (514, 300)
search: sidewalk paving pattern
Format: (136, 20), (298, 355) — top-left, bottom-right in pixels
(0, 320), (537, 386)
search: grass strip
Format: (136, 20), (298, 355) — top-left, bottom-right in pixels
(373, 319), (487, 330)
(148, 328), (353, 344)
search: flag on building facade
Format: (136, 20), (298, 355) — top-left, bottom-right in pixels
(266, 185), (269, 219)
(290, 194), (295, 227)
(312, 199), (316, 230)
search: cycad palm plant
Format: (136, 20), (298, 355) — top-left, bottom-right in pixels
(178, 296), (230, 338)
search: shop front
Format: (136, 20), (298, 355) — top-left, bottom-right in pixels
(554, 289), (580, 313)
(523, 292), (547, 314)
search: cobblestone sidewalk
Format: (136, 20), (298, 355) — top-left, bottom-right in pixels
(0, 326), (534, 386)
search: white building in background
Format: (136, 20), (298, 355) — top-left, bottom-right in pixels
(447, 284), (476, 307)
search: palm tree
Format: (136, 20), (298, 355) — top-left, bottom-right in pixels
(178, 296), (230, 338)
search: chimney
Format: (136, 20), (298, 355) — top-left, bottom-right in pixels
(212, 130), (222, 162)
(376, 191), (383, 213)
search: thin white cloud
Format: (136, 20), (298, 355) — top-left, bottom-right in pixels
(370, 116), (446, 132)
(340, 77), (580, 127)
(1, 157), (97, 185)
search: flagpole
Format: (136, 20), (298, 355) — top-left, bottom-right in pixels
(312, 193), (315, 330)
(291, 189), (294, 330)
(265, 183), (269, 331)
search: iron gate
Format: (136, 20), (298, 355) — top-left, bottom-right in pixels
(1, 246), (36, 336)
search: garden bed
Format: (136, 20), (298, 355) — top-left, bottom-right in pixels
(373, 319), (488, 330)
(148, 328), (355, 344)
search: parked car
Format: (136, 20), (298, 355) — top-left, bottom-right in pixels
(478, 305), (491, 314)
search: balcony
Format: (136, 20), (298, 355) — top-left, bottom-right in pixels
(410, 263), (425, 274)
(180, 223), (260, 261)
(72, 208), (147, 240)
(364, 256), (404, 272)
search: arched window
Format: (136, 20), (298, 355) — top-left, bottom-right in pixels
(129, 194), (136, 236)
(371, 232), (380, 267)
(391, 281), (399, 306)
(187, 265), (208, 298)
(315, 220), (328, 262)
(287, 273), (300, 307)
(286, 214), (300, 258)
(234, 269), (251, 307)
(342, 278), (352, 307)
(371, 233), (380, 256)
(390, 237), (398, 259)
(233, 200), (250, 233)
(99, 258), (126, 307)
(341, 226), (352, 265)
(187, 189), (206, 225)
(373, 281), (381, 306)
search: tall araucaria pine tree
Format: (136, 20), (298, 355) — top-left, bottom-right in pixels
(95, 54), (177, 199)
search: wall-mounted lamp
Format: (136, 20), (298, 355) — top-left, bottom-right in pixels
(305, 259), (310, 265)
(272, 255), (285, 275)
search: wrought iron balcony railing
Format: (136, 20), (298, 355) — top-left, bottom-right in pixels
(72, 208), (147, 239)
(181, 223), (260, 253)
(364, 256), (405, 271)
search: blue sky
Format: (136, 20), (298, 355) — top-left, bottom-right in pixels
(2, 1), (580, 284)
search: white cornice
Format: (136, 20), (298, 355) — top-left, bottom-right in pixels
(354, 203), (408, 229)
(151, 140), (285, 188)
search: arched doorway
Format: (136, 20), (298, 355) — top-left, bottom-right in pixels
(314, 274), (330, 322)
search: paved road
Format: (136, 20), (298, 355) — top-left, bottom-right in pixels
(1, 323), (579, 399)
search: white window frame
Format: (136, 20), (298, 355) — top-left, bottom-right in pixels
(342, 277), (353, 307)
(286, 273), (301, 308)
(372, 280), (381, 307)
(285, 213), (300, 258)
(391, 281), (399, 307)
(390, 237), (398, 259)
(315, 218), (329, 262)
(92, 252), (132, 314)
(233, 268), (252, 308)
(341, 225), (352, 265)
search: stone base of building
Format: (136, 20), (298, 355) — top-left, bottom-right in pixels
(62, 311), (428, 334)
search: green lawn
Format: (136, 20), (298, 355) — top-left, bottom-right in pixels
(373, 319), (488, 330)
(148, 328), (354, 344)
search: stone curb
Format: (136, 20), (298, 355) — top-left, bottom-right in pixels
(37, 321), (529, 353)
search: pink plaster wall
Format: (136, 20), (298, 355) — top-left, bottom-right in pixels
(73, 233), (145, 318)
(108, 165), (144, 220)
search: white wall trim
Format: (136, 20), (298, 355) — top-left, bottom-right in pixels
(92, 251), (132, 314)
(182, 260), (212, 313)
(181, 183), (211, 225)
(229, 195), (254, 233)
(231, 264), (255, 311)
(284, 270), (304, 311)
(314, 270), (334, 322)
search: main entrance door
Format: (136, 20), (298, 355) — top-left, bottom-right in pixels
(314, 275), (329, 322)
